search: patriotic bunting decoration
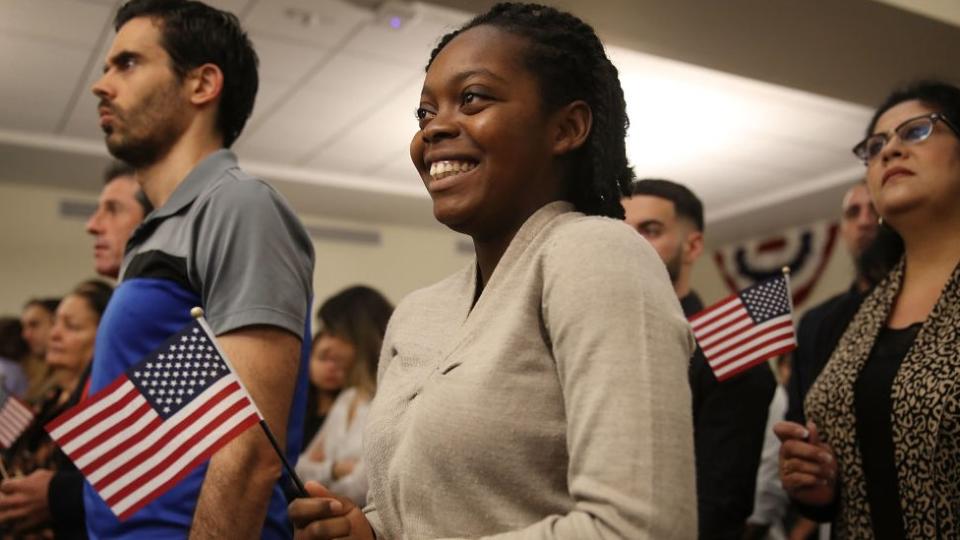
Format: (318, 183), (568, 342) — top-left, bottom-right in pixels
(713, 220), (838, 308)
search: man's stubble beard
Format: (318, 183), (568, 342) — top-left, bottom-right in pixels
(665, 248), (682, 285)
(105, 81), (187, 168)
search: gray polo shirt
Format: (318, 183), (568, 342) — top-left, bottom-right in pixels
(86, 149), (315, 538)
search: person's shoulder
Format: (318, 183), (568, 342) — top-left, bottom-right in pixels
(202, 167), (286, 209)
(799, 288), (859, 328)
(332, 386), (359, 407)
(542, 213), (662, 271)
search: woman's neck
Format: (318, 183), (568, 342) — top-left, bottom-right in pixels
(53, 366), (84, 400)
(890, 217), (960, 327)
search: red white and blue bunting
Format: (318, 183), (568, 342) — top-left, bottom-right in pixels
(713, 221), (838, 308)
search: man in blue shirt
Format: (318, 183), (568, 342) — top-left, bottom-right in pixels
(88, 1), (315, 537)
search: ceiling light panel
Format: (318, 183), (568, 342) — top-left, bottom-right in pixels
(305, 75), (422, 173)
(0, 33), (90, 132)
(0, 0), (109, 47)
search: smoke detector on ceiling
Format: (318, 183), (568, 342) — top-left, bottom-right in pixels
(342, 0), (418, 30)
(283, 7), (334, 27)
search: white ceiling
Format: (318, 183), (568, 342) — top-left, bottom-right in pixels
(0, 0), (886, 244)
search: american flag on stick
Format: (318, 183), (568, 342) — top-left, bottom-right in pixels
(45, 315), (265, 521)
(0, 386), (34, 448)
(689, 273), (797, 382)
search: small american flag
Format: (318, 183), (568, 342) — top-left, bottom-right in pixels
(689, 274), (797, 382)
(0, 386), (33, 448)
(45, 320), (260, 521)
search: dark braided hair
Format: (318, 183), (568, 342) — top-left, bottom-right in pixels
(427, 2), (634, 218)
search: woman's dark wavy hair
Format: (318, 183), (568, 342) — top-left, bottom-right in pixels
(317, 286), (393, 396)
(72, 280), (114, 321)
(866, 79), (960, 135)
(115, 0), (258, 147)
(426, 2), (634, 218)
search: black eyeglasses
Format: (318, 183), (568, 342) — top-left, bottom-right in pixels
(852, 112), (960, 164)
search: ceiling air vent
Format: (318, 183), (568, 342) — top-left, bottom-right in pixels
(304, 224), (381, 246)
(59, 199), (97, 220)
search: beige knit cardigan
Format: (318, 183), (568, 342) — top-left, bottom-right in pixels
(362, 202), (697, 539)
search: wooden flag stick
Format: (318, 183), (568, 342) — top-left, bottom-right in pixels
(190, 307), (308, 498)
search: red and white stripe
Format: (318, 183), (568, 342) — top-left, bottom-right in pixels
(0, 396), (34, 448)
(47, 374), (259, 520)
(690, 295), (796, 382)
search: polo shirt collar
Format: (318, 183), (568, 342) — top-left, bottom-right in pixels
(148, 149), (238, 221)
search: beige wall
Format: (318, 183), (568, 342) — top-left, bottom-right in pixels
(1, 180), (857, 322)
(0, 182), (472, 318)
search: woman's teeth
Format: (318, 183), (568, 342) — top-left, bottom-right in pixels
(429, 160), (476, 181)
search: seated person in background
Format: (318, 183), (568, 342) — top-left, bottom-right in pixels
(302, 330), (348, 451)
(19, 298), (60, 404)
(296, 286), (393, 507)
(0, 318), (29, 398)
(0, 280), (113, 539)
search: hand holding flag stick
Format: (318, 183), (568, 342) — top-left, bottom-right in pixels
(46, 307), (307, 521)
(188, 307), (308, 498)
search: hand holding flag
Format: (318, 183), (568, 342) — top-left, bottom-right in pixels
(688, 272), (797, 382)
(45, 308), (306, 521)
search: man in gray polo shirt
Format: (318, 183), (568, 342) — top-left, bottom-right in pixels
(87, 1), (314, 537)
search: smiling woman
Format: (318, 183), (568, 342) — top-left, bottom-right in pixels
(776, 81), (960, 538)
(288, 3), (697, 539)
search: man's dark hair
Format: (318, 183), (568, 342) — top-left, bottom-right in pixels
(22, 298), (61, 316)
(628, 178), (704, 232)
(103, 160), (154, 215)
(427, 2), (634, 219)
(114, 0), (259, 147)
(866, 79), (960, 136)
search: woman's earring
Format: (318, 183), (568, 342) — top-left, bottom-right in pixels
(878, 216), (884, 226)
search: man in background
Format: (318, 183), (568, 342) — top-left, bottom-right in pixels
(786, 181), (878, 426)
(0, 163), (153, 535)
(623, 178), (776, 540)
(86, 160), (153, 279)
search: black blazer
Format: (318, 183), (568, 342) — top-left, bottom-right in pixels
(786, 286), (866, 426)
(683, 292), (777, 540)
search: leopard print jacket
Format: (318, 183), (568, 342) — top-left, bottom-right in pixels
(805, 259), (960, 539)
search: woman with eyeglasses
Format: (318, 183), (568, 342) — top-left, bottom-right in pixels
(774, 80), (960, 538)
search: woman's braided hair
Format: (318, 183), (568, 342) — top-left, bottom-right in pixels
(427, 2), (634, 218)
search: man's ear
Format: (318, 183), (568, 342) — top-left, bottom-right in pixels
(186, 63), (223, 107)
(684, 230), (704, 264)
(550, 100), (592, 156)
